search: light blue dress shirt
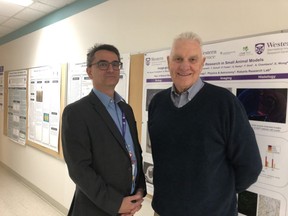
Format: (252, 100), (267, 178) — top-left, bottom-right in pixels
(171, 78), (204, 107)
(92, 88), (137, 193)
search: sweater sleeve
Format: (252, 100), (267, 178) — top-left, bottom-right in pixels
(226, 97), (263, 193)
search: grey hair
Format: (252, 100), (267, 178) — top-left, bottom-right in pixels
(173, 32), (203, 47)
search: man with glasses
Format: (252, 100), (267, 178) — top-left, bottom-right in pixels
(62, 44), (146, 216)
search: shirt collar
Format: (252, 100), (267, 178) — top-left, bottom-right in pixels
(171, 78), (204, 101)
(92, 88), (123, 108)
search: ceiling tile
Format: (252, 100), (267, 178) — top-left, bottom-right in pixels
(0, 15), (9, 24)
(2, 18), (29, 29)
(29, 2), (56, 13)
(0, 25), (14, 36)
(0, 1), (24, 17)
(14, 7), (45, 22)
(38, 0), (76, 8)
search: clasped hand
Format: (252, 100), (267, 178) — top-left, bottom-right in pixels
(119, 190), (144, 216)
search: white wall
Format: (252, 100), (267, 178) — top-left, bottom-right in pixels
(1, 0), (288, 214)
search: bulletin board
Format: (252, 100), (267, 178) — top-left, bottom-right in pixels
(26, 64), (67, 159)
(3, 64), (67, 159)
(3, 56), (142, 160)
(3, 56), (141, 160)
(128, 53), (144, 141)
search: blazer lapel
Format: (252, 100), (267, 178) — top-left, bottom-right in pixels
(118, 101), (141, 157)
(88, 91), (127, 152)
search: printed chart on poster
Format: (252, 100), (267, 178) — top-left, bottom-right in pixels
(7, 70), (27, 145)
(27, 65), (61, 152)
(141, 32), (288, 216)
(67, 53), (131, 105)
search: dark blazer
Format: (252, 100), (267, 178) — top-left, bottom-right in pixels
(62, 91), (146, 216)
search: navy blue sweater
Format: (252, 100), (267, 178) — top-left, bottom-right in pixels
(148, 83), (262, 216)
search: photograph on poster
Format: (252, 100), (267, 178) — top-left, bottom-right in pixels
(238, 190), (258, 216)
(258, 194), (280, 216)
(144, 161), (153, 185)
(238, 190), (281, 216)
(145, 88), (165, 111)
(236, 88), (287, 124)
(146, 127), (151, 154)
(143, 161), (154, 195)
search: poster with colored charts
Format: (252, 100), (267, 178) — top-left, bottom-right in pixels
(202, 32), (288, 216)
(27, 65), (61, 152)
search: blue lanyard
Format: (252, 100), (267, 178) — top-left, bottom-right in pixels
(121, 111), (126, 138)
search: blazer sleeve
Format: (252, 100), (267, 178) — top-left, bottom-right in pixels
(61, 103), (124, 215)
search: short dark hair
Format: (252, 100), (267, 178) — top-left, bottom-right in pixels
(86, 44), (121, 67)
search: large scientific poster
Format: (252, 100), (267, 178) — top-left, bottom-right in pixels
(7, 70), (27, 145)
(141, 49), (170, 195)
(67, 53), (130, 105)
(202, 32), (288, 216)
(141, 32), (288, 215)
(27, 65), (61, 152)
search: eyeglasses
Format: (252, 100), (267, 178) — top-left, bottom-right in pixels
(90, 60), (123, 70)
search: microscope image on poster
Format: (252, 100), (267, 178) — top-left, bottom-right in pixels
(144, 162), (154, 184)
(146, 127), (151, 154)
(146, 89), (164, 111)
(236, 88), (287, 124)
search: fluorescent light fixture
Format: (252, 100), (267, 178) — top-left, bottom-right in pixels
(2, 0), (34, 6)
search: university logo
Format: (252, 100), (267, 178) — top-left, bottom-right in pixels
(255, 43), (265, 55)
(145, 57), (151, 66)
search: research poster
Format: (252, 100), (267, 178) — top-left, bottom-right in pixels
(67, 53), (130, 105)
(141, 32), (288, 216)
(141, 49), (171, 195)
(7, 70), (27, 145)
(0, 66), (4, 111)
(27, 65), (61, 152)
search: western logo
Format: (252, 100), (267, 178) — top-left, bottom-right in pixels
(255, 43), (265, 55)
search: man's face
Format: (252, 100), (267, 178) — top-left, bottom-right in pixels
(168, 39), (205, 93)
(86, 50), (120, 93)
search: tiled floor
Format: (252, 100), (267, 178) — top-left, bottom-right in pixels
(0, 164), (154, 216)
(0, 165), (64, 216)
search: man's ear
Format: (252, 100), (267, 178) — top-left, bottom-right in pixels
(167, 56), (170, 69)
(202, 56), (206, 67)
(86, 67), (93, 79)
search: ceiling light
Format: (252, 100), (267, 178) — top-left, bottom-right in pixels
(2, 0), (34, 6)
